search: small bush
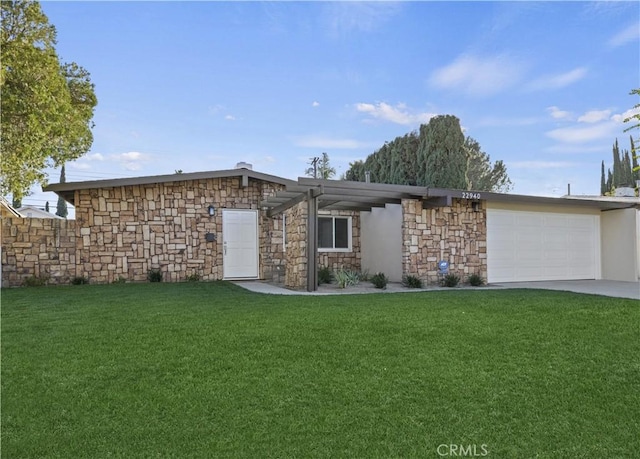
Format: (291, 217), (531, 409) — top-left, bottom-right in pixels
(370, 272), (388, 289)
(443, 273), (460, 288)
(147, 269), (163, 283)
(71, 276), (89, 285)
(468, 273), (485, 287)
(358, 269), (371, 282)
(334, 268), (360, 289)
(402, 274), (423, 289)
(112, 276), (127, 284)
(186, 273), (201, 282)
(318, 266), (333, 285)
(22, 274), (50, 287)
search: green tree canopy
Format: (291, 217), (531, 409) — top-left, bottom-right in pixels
(305, 152), (336, 179)
(1, 0), (97, 203)
(344, 115), (512, 192)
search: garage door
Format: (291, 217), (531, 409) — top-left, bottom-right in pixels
(487, 209), (599, 283)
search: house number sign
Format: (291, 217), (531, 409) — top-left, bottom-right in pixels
(461, 192), (481, 200)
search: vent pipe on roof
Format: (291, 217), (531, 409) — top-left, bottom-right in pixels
(365, 171), (371, 183)
(235, 162), (252, 170)
(567, 183), (571, 196)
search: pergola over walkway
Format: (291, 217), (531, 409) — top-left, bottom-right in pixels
(260, 178), (476, 291)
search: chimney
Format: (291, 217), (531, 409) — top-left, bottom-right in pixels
(235, 162), (252, 170)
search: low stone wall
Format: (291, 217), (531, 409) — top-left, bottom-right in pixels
(402, 198), (487, 284)
(1, 217), (76, 287)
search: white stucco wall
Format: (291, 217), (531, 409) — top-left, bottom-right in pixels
(360, 204), (403, 282)
(601, 208), (639, 282)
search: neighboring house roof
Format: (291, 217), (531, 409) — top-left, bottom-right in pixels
(0, 196), (23, 218)
(16, 206), (63, 219)
(43, 167), (297, 206)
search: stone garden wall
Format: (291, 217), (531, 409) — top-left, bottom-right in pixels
(401, 198), (487, 284)
(1, 217), (77, 287)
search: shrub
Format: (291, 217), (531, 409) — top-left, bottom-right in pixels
(468, 273), (485, 287)
(358, 269), (371, 282)
(318, 266), (333, 285)
(112, 276), (127, 284)
(22, 274), (50, 287)
(443, 273), (460, 288)
(402, 274), (423, 289)
(186, 273), (201, 282)
(147, 269), (163, 283)
(334, 268), (360, 289)
(71, 276), (89, 285)
(370, 272), (388, 289)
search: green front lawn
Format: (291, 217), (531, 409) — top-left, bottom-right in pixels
(2, 283), (638, 458)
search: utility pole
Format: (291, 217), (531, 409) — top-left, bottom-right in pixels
(310, 157), (319, 178)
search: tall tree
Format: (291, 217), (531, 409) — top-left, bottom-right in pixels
(465, 136), (513, 193)
(600, 161), (607, 196)
(612, 140), (623, 188)
(55, 164), (67, 218)
(305, 152), (336, 179)
(344, 117), (511, 191)
(1, 0), (97, 204)
(418, 115), (467, 188)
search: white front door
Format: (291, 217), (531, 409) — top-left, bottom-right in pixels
(222, 209), (259, 279)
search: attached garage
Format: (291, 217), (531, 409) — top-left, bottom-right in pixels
(487, 206), (600, 283)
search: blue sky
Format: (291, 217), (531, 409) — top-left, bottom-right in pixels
(24, 1), (640, 212)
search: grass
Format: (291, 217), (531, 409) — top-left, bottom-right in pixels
(2, 282), (639, 458)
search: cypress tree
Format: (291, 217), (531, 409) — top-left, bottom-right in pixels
(56, 164), (68, 218)
(612, 139), (622, 188)
(600, 161), (607, 195)
(606, 169), (613, 194)
(419, 115), (467, 188)
(623, 151), (634, 186)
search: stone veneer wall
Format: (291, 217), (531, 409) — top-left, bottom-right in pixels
(1, 177), (286, 286)
(317, 210), (361, 272)
(284, 200), (307, 289)
(402, 198), (487, 284)
(1, 217), (77, 286)
(73, 177), (285, 283)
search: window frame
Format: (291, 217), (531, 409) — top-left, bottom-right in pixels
(317, 216), (352, 252)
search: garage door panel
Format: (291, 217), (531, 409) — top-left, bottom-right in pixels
(487, 209), (598, 283)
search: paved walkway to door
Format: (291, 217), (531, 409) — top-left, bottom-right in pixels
(234, 279), (639, 300)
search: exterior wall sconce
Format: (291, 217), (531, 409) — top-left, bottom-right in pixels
(471, 202), (480, 212)
(208, 205), (216, 216)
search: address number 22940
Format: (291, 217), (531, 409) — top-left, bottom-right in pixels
(461, 192), (481, 200)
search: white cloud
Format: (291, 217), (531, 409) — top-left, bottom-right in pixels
(546, 123), (617, 144)
(527, 67), (587, 91)
(68, 162), (92, 171)
(611, 106), (640, 124)
(577, 109), (612, 123)
(312, 101), (320, 107)
(509, 161), (576, 169)
(225, 115), (236, 121)
(609, 22), (640, 47)
(293, 135), (369, 150)
(109, 151), (153, 171)
(547, 106), (572, 120)
(355, 102), (436, 125)
(429, 54), (525, 97)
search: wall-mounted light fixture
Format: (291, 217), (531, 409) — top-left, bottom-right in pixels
(207, 205), (216, 217)
(471, 201), (480, 212)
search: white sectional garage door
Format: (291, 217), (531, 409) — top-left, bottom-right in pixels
(487, 209), (599, 283)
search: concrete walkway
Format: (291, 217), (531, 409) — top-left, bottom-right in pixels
(493, 280), (639, 300)
(234, 279), (640, 300)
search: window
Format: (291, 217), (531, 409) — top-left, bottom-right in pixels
(318, 216), (351, 251)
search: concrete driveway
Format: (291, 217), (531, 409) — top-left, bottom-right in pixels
(493, 280), (640, 300)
